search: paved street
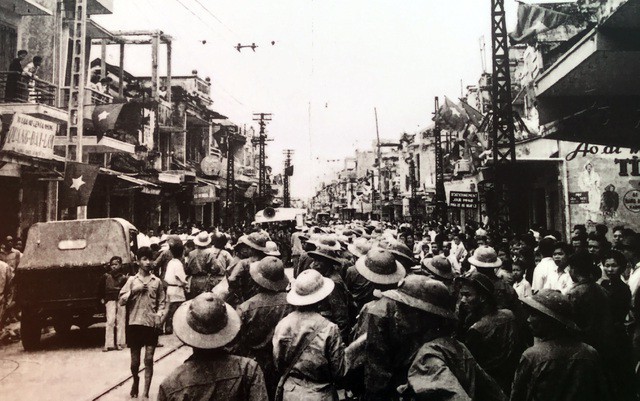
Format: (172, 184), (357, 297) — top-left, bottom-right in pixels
(0, 325), (187, 401)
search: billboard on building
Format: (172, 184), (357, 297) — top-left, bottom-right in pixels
(2, 113), (57, 160)
(561, 142), (640, 232)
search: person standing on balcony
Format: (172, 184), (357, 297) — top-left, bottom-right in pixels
(5, 50), (27, 101)
(97, 77), (112, 94)
(22, 56), (42, 103)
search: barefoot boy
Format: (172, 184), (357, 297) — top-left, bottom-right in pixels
(119, 247), (166, 399)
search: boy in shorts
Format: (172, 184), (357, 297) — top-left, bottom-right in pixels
(119, 247), (166, 399)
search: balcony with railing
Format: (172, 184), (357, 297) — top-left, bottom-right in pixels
(0, 72), (56, 105)
(60, 86), (113, 107)
(0, 71), (67, 123)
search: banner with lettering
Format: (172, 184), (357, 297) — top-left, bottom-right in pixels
(2, 113), (58, 160)
(561, 142), (640, 231)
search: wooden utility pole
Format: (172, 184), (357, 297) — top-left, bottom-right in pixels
(252, 113), (273, 210)
(283, 149), (294, 207)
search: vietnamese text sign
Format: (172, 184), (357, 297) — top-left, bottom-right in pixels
(569, 191), (589, 205)
(3, 113), (57, 159)
(449, 191), (478, 209)
(561, 141), (640, 231)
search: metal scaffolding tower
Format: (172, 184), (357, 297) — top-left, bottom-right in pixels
(252, 113), (272, 209)
(433, 97), (448, 223)
(283, 149), (294, 207)
(490, 0), (517, 231)
(67, 0), (88, 163)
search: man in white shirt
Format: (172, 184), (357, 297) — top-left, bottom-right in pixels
(546, 242), (574, 294)
(622, 233), (640, 298)
(532, 237), (557, 293)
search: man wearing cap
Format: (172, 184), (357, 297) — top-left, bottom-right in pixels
(361, 275), (454, 401)
(457, 272), (524, 393)
(419, 255), (455, 291)
(307, 242), (355, 341)
(402, 279), (506, 401)
(272, 269), (347, 401)
(236, 256), (294, 400)
(344, 238), (376, 311)
(377, 238), (418, 271)
(510, 289), (610, 401)
(186, 231), (224, 299)
(228, 232), (269, 306)
(468, 246), (520, 315)
(158, 293), (268, 401)
(344, 249), (406, 397)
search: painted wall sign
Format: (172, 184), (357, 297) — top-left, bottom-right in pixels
(623, 190), (640, 213)
(561, 142), (640, 231)
(2, 113), (58, 160)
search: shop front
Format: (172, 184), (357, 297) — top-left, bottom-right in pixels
(192, 183), (217, 228)
(0, 112), (63, 238)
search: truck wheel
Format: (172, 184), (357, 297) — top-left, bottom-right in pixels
(21, 310), (42, 351)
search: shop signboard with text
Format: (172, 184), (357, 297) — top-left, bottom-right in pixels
(449, 191), (478, 209)
(2, 113), (58, 160)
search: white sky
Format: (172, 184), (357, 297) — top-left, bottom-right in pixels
(93, 0), (526, 198)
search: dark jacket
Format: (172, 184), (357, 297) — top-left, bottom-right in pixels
(158, 350), (268, 401)
(408, 336), (506, 401)
(98, 271), (127, 301)
(362, 297), (440, 401)
(236, 291), (294, 400)
(510, 339), (610, 401)
(462, 309), (524, 393)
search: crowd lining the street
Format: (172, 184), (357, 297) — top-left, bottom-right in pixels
(3, 217), (640, 400)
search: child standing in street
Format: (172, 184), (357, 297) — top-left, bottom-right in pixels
(99, 256), (128, 351)
(119, 247), (166, 400)
(512, 261), (532, 298)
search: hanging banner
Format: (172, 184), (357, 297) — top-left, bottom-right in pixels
(2, 113), (57, 160)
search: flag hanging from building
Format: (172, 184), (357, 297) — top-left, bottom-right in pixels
(459, 99), (484, 128)
(509, 3), (572, 43)
(435, 96), (468, 131)
(91, 102), (143, 141)
(285, 165), (294, 176)
(92, 103), (125, 134)
(59, 161), (100, 209)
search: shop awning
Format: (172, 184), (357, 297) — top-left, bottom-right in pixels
(99, 167), (159, 191)
(0, 0), (52, 15)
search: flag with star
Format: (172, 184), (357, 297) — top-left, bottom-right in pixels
(59, 161), (100, 209)
(435, 96), (468, 131)
(92, 103), (125, 135)
(509, 3), (571, 43)
(459, 99), (485, 128)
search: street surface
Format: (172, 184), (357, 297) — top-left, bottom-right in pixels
(0, 325), (188, 400)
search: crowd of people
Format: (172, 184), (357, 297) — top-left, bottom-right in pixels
(103, 217), (640, 400)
